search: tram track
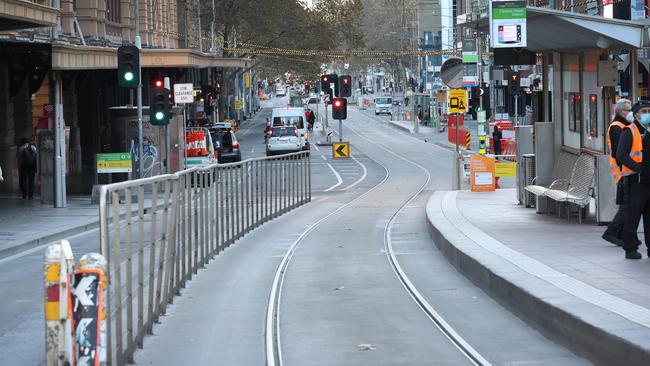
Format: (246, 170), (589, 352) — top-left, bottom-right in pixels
(265, 111), (491, 366)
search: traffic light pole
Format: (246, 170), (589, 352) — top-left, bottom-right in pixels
(339, 119), (342, 142)
(325, 101), (330, 144)
(514, 94), (519, 126)
(135, 0), (144, 178)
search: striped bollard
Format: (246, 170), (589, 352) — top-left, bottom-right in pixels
(72, 253), (108, 366)
(44, 240), (75, 366)
(465, 130), (471, 150)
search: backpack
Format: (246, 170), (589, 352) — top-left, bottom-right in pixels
(23, 145), (37, 166)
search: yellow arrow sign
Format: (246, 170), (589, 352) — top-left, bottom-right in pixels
(333, 142), (350, 159)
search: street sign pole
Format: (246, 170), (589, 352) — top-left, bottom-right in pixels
(339, 119), (342, 142)
(454, 112), (460, 190)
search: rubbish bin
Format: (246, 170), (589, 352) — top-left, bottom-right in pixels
(523, 154), (536, 208)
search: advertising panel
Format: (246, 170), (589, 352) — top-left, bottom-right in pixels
(490, 1), (527, 48)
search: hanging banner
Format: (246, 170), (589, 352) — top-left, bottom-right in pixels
(490, 1), (527, 49)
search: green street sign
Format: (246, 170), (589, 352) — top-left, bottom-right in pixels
(97, 152), (132, 173)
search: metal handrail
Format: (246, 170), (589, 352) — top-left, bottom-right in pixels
(98, 151), (310, 365)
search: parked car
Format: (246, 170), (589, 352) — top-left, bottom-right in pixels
(266, 126), (302, 156)
(209, 123), (241, 163)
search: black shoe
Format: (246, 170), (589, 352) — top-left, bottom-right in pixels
(625, 250), (642, 260)
(602, 232), (624, 246)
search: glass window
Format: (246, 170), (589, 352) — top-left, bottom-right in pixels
(562, 53), (581, 149)
(273, 116), (304, 129)
(581, 50), (604, 152)
(272, 127), (296, 137)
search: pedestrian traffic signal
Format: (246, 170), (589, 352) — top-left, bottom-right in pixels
(479, 135), (487, 155)
(508, 71), (520, 95)
(117, 45), (140, 88)
(339, 75), (352, 97)
(332, 98), (347, 120)
(150, 86), (170, 125)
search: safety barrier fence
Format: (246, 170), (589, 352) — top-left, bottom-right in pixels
(96, 151), (311, 365)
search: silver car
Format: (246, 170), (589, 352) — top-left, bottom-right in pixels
(266, 126), (302, 156)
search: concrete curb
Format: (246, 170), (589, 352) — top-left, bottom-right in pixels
(388, 120), (413, 133)
(0, 221), (100, 260)
(426, 191), (650, 366)
(0, 203), (155, 260)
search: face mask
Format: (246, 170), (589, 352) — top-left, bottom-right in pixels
(640, 113), (650, 125)
(627, 111), (635, 123)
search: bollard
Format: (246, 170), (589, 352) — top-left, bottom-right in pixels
(72, 253), (108, 366)
(44, 240), (74, 366)
(465, 130), (471, 150)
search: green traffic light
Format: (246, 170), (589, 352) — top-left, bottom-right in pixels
(124, 71), (135, 81)
(155, 111), (165, 120)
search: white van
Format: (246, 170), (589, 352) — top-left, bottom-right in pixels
(374, 96), (393, 115)
(271, 107), (309, 151)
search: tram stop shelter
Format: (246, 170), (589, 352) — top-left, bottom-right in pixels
(462, 7), (649, 223)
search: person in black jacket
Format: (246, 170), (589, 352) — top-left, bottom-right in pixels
(492, 125), (503, 156)
(602, 99), (633, 246)
(617, 100), (650, 259)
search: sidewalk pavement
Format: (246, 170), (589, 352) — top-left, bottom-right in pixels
(427, 188), (650, 366)
(0, 195), (100, 259)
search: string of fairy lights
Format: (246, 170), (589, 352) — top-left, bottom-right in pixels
(145, 0), (633, 62)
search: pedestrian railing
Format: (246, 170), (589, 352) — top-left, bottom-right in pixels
(98, 151), (311, 365)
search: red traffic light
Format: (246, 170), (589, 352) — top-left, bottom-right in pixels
(334, 100), (343, 108)
(154, 80), (163, 88)
(322, 76), (328, 82)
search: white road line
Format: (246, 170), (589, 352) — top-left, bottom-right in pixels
(323, 163), (343, 192)
(343, 155), (368, 191)
(320, 155), (326, 161)
(313, 144), (320, 152)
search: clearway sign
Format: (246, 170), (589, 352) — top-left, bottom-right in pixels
(173, 83), (194, 104)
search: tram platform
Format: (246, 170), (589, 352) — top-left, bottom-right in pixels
(427, 188), (650, 366)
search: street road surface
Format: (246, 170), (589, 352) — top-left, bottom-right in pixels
(128, 97), (590, 366)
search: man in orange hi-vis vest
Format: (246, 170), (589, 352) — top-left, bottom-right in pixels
(602, 99), (633, 247)
(617, 100), (650, 259)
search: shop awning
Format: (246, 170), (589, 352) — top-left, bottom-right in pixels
(51, 44), (251, 70)
(0, 0), (59, 31)
(461, 7), (649, 52)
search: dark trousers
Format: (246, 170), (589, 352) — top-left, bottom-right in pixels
(606, 182), (629, 236)
(19, 165), (36, 199)
(622, 178), (650, 251)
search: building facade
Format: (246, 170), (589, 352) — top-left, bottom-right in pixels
(0, 0), (249, 204)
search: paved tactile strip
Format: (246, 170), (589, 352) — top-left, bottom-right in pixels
(439, 190), (650, 328)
